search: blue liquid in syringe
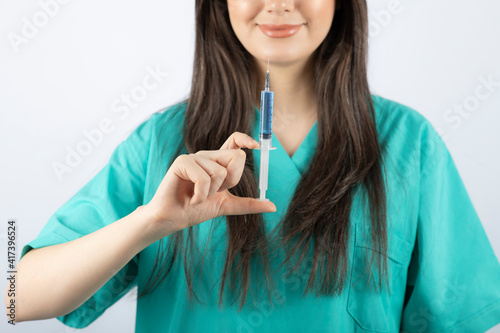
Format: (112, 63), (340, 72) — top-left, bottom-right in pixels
(260, 80), (274, 139)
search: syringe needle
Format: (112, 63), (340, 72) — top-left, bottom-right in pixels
(267, 43), (270, 71)
(265, 43), (270, 91)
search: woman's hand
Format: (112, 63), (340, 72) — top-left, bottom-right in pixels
(145, 132), (276, 238)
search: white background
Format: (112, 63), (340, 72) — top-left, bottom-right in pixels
(0, 0), (499, 332)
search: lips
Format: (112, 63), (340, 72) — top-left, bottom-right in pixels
(258, 24), (303, 38)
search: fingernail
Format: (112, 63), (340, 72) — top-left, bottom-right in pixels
(266, 202), (276, 211)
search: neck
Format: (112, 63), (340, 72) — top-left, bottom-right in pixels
(254, 54), (317, 122)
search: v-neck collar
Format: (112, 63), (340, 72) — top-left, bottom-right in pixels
(252, 106), (318, 176)
(249, 105), (318, 239)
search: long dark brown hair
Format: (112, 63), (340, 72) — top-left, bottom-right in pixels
(137, 0), (389, 310)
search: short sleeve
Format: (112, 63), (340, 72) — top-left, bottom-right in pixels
(401, 123), (500, 332)
(19, 114), (155, 328)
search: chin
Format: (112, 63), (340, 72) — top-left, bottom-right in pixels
(250, 41), (310, 65)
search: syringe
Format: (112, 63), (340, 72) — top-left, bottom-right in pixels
(255, 45), (276, 202)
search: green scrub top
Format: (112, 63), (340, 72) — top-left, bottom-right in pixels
(21, 95), (500, 332)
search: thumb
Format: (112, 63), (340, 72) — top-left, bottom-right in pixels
(219, 191), (277, 216)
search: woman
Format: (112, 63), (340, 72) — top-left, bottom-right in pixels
(10, 0), (500, 332)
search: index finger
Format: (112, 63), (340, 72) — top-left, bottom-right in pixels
(220, 131), (259, 150)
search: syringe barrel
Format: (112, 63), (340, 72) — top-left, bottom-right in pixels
(259, 139), (272, 195)
(259, 90), (274, 140)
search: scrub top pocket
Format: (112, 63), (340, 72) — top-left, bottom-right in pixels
(347, 222), (413, 332)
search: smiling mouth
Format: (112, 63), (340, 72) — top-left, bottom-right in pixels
(258, 24), (304, 38)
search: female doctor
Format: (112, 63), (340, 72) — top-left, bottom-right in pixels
(9, 0), (500, 332)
